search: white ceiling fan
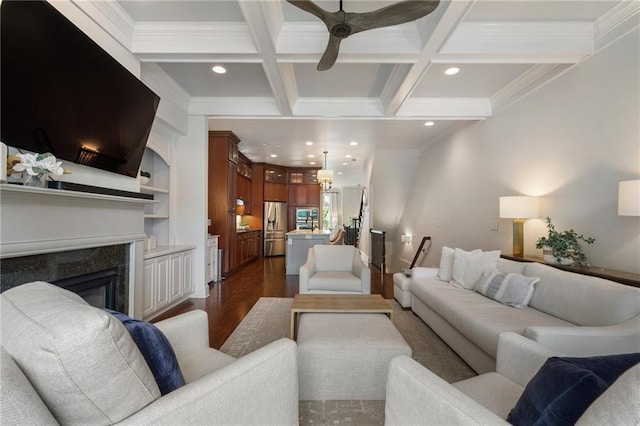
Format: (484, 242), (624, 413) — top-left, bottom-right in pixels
(287, 0), (440, 71)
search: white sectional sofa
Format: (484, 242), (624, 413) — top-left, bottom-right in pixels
(407, 252), (640, 374)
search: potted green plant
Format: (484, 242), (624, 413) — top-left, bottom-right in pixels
(139, 170), (151, 185)
(535, 217), (595, 267)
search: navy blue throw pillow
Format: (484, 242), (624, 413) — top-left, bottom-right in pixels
(104, 309), (186, 395)
(508, 353), (640, 426)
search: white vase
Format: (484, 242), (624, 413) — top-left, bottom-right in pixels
(542, 246), (574, 266)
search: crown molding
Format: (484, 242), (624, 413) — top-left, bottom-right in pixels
(491, 64), (567, 114)
(277, 23), (422, 55)
(71, 0), (135, 50)
(441, 21), (594, 56)
(293, 98), (384, 117)
(189, 97), (281, 116)
(396, 97), (491, 118)
(594, 0), (640, 40)
(131, 22), (257, 54)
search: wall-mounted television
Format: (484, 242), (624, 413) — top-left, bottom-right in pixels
(1, 0), (160, 179)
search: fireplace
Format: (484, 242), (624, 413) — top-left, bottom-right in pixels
(51, 268), (119, 310)
(1, 245), (129, 312)
(1, 184), (149, 317)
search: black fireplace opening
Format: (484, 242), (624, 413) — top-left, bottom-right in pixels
(0, 245), (129, 312)
(51, 268), (118, 310)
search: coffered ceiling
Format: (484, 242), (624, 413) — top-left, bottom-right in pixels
(107, 0), (631, 182)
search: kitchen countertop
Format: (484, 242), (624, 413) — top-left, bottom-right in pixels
(285, 229), (331, 236)
(236, 228), (261, 233)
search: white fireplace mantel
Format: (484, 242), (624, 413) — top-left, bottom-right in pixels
(0, 184), (154, 317)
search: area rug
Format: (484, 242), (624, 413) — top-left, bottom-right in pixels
(220, 297), (476, 425)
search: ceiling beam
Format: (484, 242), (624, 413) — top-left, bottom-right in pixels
(236, 0), (294, 116)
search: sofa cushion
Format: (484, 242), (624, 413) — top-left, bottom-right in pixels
(451, 249), (501, 289)
(309, 271), (362, 292)
(411, 278), (572, 357)
(313, 245), (355, 272)
(526, 263), (640, 326)
(475, 271), (539, 308)
(508, 353), (640, 426)
(1, 282), (160, 426)
(106, 309), (185, 395)
(497, 258), (527, 274)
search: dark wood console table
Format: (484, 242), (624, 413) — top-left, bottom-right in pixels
(501, 254), (640, 288)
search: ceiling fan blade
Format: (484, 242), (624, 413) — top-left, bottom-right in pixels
(347, 1), (440, 34)
(286, 0), (341, 29)
(317, 34), (342, 71)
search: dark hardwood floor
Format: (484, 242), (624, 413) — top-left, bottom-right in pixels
(154, 256), (394, 349)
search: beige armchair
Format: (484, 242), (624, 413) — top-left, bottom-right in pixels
(1, 282), (299, 425)
(299, 245), (371, 294)
(385, 332), (640, 425)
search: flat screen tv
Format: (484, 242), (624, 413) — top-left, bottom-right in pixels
(1, 0), (160, 178)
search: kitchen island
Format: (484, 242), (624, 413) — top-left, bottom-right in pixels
(285, 230), (331, 275)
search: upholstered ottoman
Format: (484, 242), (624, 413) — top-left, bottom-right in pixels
(393, 272), (412, 308)
(297, 313), (412, 400)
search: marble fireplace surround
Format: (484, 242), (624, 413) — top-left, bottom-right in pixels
(0, 184), (152, 317)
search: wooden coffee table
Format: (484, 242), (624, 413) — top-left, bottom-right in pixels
(290, 294), (393, 339)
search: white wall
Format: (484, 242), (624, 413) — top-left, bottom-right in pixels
(392, 28), (640, 274)
(173, 116), (210, 298)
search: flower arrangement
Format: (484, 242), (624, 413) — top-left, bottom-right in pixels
(7, 152), (66, 186)
(535, 217), (595, 267)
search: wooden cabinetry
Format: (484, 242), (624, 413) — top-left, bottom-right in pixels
(235, 230), (261, 269)
(142, 247), (194, 320)
(237, 154), (253, 215)
(264, 166), (287, 183)
(208, 131), (241, 276)
(290, 184), (321, 207)
(264, 182), (288, 202)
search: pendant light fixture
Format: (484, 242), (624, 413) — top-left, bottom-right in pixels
(317, 150), (334, 192)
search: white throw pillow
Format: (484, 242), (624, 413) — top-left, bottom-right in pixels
(1, 282), (160, 425)
(436, 247), (455, 282)
(451, 249), (501, 289)
(437, 247), (481, 282)
(475, 270), (540, 308)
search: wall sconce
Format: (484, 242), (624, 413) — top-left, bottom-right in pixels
(618, 180), (640, 216)
(401, 235), (412, 244)
(499, 196), (539, 257)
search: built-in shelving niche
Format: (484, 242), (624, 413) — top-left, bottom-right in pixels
(140, 146), (170, 246)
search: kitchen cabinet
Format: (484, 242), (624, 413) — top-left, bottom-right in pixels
(290, 184), (321, 207)
(264, 182), (288, 202)
(264, 166), (287, 183)
(237, 154), (253, 214)
(208, 131), (240, 276)
(235, 230), (261, 269)
(142, 247), (195, 320)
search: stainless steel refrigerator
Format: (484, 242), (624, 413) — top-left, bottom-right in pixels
(264, 201), (288, 256)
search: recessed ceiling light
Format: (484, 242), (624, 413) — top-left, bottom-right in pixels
(338, 171), (343, 175)
(211, 65), (226, 74)
(345, 154), (352, 158)
(270, 154), (277, 158)
(342, 162), (348, 166)
(309, 161), (316, 165)
(424, 121), (435, 127)
(305, 141), (313, 146)
(444, 67), (460, 76)
(350, 141), (358, 146)
(308, 154), (315, 158)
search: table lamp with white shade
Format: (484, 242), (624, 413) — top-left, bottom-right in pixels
(499, 196), (539, 257)
(618, 180), (640, 216)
